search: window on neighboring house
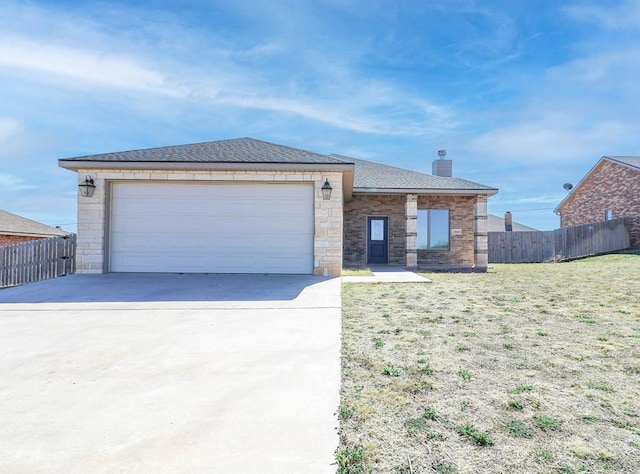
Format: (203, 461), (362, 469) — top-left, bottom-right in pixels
(417, 209), (450, 249)
(605, 210), (613, 220)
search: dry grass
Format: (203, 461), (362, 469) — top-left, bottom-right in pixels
(343, 267), (375, 276)
(338, 253), (640, 473)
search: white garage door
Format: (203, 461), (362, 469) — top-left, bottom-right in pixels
(110, 182), (314, 274)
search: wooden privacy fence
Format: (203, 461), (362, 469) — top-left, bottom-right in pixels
(488, 218), (630, 263)
(0, 234), (76, 288)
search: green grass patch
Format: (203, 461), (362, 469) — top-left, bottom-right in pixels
(458, 425), (494, 446)
(458, 368), (472, 381)
(511, 385), (533, 394)
(505, 420), (534, 438)
(532, 415), (561, 431)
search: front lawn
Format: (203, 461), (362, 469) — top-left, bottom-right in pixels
(338, 253), (640, 473)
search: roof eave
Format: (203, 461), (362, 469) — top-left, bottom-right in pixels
(58, 160), (355, 172)
(0, 230), (67, 238)
(353, 187), (498, 196)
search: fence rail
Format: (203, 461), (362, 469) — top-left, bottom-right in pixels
(0, 234), (76, 288)
(488, 218), (630, 263)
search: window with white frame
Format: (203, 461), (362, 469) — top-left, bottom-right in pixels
(605, 210), (613, 220)
(417, 209), (450, 249)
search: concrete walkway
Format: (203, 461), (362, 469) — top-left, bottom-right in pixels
(342, 266), (431, 283)
(0, 274), (341, 474)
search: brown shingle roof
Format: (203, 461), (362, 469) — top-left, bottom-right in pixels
(59, 137), (496, 194)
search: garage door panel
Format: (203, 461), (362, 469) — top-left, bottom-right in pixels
(110, 182), (314, 273)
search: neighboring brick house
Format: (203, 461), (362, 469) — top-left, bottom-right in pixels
(59, 138), (497, 275)
(555, 156), (640, 248)
(0, 209), (68, 246)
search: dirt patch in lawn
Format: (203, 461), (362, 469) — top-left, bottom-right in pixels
(338, 253), (640, 473)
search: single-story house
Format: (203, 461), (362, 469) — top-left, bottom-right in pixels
(59, 137), (497, 275)
(0, 209), (68, 246)
(487, 213), (537, 232)
(555, 156), (640, 248)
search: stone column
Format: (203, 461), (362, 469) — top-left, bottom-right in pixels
(405, 194), (418, 267)
(473, 195), (488, 271)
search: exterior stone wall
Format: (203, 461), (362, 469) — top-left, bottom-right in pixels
(474, 195), (489, 270)
(416, 195), (476, 267)
(405, 194), (418, 267)
(74, 168), (343, 276)
(343, 194), (406, 266)
(0, 234), (44, 246)
(558, 161), (640, 248)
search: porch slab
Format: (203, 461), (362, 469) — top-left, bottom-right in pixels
(342, 266), (431, 283)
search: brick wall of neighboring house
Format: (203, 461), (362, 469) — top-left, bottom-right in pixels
(559, 160), (640, 248)
(343, 194), (406, 266)
(417, 195), (476, 266)
(0, 234), (44, 246)
(343, 193), (477, 267)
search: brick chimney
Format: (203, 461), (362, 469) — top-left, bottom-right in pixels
(505, 211), (513, 232)
(432, 149), (452, 177)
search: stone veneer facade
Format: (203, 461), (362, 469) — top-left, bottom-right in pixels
(0, 234), (46, 246)
(74, 168), (343, 276)
(343, 193), (489, 271)
(558, 160), (640, 248)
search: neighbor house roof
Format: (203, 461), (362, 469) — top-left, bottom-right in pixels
(607, 156), (640, 170)
(0, 209), (68, 238)
(555, 155), (640, 212)
(487, 214), (537, 232)
(59, 137), (497, 197)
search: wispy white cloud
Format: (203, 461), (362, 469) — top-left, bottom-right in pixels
(0, 173), (36, 191)
(0, 36), (185, 96)
(563, 0), (640, 30)
(0, 117), (21, 142)
(0, 1), (464, 138)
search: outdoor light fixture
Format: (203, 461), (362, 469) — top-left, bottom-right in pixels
(321, 179), (332, 200)
(78, 175), (96, 197)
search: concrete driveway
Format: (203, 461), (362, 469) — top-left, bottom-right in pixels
(0, 274), (341, 473)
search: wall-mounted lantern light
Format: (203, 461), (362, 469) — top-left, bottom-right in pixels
(321, 179), (332, 200)
(79, 175), (96, 197)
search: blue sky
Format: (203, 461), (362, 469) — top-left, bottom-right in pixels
(1, 0), (639, 232)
